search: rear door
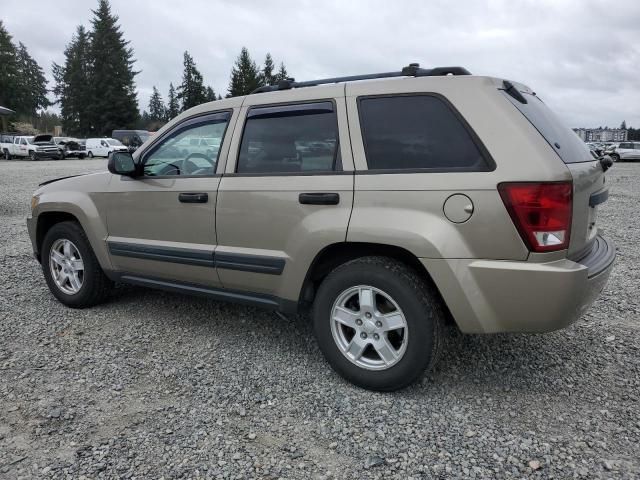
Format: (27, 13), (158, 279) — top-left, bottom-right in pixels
(215, 87), (354, 302)
(105, 108), (238, 287)
(502, 89), (607, 258)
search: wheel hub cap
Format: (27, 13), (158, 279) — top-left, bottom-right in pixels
(49, 238), (84, 295)
(330, 285), (409, 371)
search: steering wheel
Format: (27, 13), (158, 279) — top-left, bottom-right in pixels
(181, 153), (212, 175)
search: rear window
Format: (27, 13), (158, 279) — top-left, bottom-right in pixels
(502, 90), (592, 163)
(357, 95), (491, 172)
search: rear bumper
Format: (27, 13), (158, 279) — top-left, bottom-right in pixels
(422, 234), (616, 333)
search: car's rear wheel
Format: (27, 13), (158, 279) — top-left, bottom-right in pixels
(88, 151), (93, 158)
(41, 221), (112, 308)
(3, 149), (10, 160)
(313, 256), (445, 391)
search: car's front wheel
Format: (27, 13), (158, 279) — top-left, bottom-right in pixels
(313, 256), (445, 391)
(29, 151), (37, 161)
(610, 153), (620, 162)
(41, 221), (113, 308)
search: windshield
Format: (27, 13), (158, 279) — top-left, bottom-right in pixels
(107, 139), (123, 146)
(26, 137), (35, 144)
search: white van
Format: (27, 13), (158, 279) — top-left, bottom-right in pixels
(85, 138), (128, 158)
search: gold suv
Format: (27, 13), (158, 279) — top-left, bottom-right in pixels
(27, 64), (615, 390)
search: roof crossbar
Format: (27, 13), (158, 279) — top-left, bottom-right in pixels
(251, 63), (471, 94)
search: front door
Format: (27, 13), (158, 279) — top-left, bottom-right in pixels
(105, 109), (236, 287)
(216, 89), (355, 303)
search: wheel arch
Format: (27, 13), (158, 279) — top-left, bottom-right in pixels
(299, 242), (452, 319)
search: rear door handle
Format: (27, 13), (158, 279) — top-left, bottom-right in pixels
(179, 192), (208, 203)
(299, 192), (340, 205)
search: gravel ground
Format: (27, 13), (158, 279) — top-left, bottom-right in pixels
(0, 158), (638, 479)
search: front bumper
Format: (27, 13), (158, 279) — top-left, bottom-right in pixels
(422, 234), (616, 333)
(34, 150), (60, 159)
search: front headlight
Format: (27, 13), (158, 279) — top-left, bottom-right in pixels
(31, 195), (39, 211)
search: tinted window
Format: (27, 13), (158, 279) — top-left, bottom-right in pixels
(237, 102), (339, 174)
(143, 112), (230, 176)
(358, 95), (489, 171)
(619, 142), (632, 149)
(502, 91), (592, 164)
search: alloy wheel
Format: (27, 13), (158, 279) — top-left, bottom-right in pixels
(49, 238), (84, 295)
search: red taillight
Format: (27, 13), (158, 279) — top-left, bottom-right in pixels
(498, 181), (573, 253)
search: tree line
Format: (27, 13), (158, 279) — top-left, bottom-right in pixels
(1, 0), (291, 136)
(142, 48), (289, 130)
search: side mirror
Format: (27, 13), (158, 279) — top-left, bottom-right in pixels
(108, 151), (139, 177)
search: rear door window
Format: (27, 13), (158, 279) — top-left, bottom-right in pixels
(357, 95), (492, 172)
(237, 102), (340, 174)
(502, 90), (592, 163)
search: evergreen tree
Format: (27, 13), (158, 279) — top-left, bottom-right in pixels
(0, 21), (49, 117)
(205, 86), (216, 102)
(88, 0), (139, 135)
(15, 42), (49, 116)
(0, 21), (20, 113)
(148, 86), (165, 122)
(620, 120), (626, 130)
(177, 51), (207, 111)
(227, 47), (263, 97)
(166, 82), (179, 120)
(52, 25), (91, 135)
(274, 62), (289, 83)
(263, 53), (275, 86)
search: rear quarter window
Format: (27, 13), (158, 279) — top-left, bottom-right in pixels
(357, 95), (492, 172)
(502, 90), (592, 164)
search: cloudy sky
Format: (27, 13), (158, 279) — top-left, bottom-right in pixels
(3, 0), (640, 128)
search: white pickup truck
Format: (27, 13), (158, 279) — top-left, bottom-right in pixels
(1, 134), (62, 160)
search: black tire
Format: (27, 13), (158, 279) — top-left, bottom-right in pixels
(29, 151), (37, 161)
(41, 221), (113, 308)
(610, 153), (620, 162)
(88, 151), (93, 158)
(79, 153), (86, 159)
(3, 149), (10, 160)
(312, 256), (445, 391)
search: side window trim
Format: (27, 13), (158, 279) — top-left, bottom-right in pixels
(234, 99), (342, 175)
(138, 110), (232, 178)
(355, 93), (496, 174)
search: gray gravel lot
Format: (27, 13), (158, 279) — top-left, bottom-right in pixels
(0, 158), (638, 479)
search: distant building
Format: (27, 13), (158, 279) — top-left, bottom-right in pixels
(573, 127), (627, 142)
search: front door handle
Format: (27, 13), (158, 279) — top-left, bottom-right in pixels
(299, 192), (340, 205)
(179, 192), (208, 203)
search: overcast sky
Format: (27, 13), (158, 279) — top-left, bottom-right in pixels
(3, 0), (639, 128)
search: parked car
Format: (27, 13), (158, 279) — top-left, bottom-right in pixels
(1, 134), (61, 160)
(112, 130), (150, 153)
(27, 64), (615, 391)
(607, 141), (640, 162)
(85, 138), (128, 158)
(53, 137), (87, 159)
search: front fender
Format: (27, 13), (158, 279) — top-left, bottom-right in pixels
(32, 191), (113, 271)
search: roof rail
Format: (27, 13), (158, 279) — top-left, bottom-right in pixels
(251, 63), (471, 94)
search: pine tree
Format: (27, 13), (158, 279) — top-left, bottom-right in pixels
(166, 82), (179, 120)
(53, 25), (91, 135)
(15, 42), (49, 116)
(263, 53), (275, 86)
(88, 0), (139, 135)
(227, 47), (263, 97)
(148, 86), (165, 122)
(205, 86), (216, 102)
(620, 120), (626, 130)
(0, 21), (20, 113)
(177, 51), (207, 111)
(274, 62), (289, 83)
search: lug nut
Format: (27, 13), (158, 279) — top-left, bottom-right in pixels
(360, 332), (367, 339)
(356, 319), (363, 326)
(375, 321), (382, 327)
(374, 334), (380, 340)
(365, 312), (372, 319)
